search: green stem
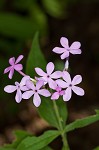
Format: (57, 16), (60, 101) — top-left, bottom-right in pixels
(53, 100), (70, 150)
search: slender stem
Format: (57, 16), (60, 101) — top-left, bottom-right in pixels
(53, 100), (70, 150)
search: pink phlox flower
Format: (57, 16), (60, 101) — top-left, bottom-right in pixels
(52, 37), (81, 59)
(56, 71), (85, 101)
(35, 62), (62, 89)
(22, 80), (51, 107)
(51, 85), (65, 100)
(4, 55), (24, 79)
(4, 76), (30, 103)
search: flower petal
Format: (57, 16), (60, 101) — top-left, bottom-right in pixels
(4, 85), (17, 93)
(9, 57), (15, 65)
(51, 92), (59, 100)
(70, 49), (82, 55)
(26, 80), (35, 90)
(72, 75), (82, 85)
(52, 47), (66, 54)
(33, 93), (41, 107)
(51, 71), (62, 79)
(15, 89), (22, 103)
(35, 68), (46, 76)
(14, 64), (23, 71)
(38, 89), (51, 97)
(62, 71), (71, 83)
(72, 86), (84, 96)
(63, 87), (72, 101)
(48, 78), (57, 89)
(60, 37), (69, 48)
(56, 79), (68, 88)
(15, 55), (24, 64)
(22, 90), (34, 99)
(46, 62), (54, 75)
(36, 81), (44, 90)
(70, 42), (81, 49)
(20, 86), (29, 91)
(20, 76), (30, 86)
(9, 68), (14, 79)
(60, 51), (69, 59)
(4, 66), (11, 74)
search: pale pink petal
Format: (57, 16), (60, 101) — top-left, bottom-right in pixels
(4, 66), (11, 74)
(63, 87), (72, 101)
(9, 68), (14, 79)
(60, 51), (69, 59)
(33, 93), (41, 107)
(15, 89), (22, 103)
(70, 49), (82, 54)
(36, 81), (44, 90)
(14, 64), (23, 71)
(72, 75), (82, 85)
(4, 85), (17, 93)
(22, 90), (34, 99)
(52, 47), (66, 54)
(72, 86), (84, 96)
(38, 89), (51, 97)
(70, 42), (81, 49)
(46, 62), (54, 75)
(48, 78), (57, 89)
(35, 68), (46, 76)
(60, 37), (69, 48)
(26, 80), (35, 90)
(51, 71), (62, 79)
(20, 86), (29, 91)
(56, 79), (68, 88)
(51, 92), (59, 100)
(62, 71), (71, 83)
(9, 57), (15, 65)
(20, 76), (30, 86)
(60, 90), (65, 96)
(15, 55), (24, 64)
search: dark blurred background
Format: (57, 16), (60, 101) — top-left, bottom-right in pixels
(0, 0), (99, 150)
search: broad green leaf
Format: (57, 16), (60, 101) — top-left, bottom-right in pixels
(41, 146), (53, 150)
(26, 33), (68, 128)
(26, 32), (46, 78)
(42, 0), (66, 18)
(4, 130), (31, 148)
(0, 148), (14, 150)
(64, 112), (99, 133)
(94, 147), (99, 150)
(16, 130), (59, 150)
(0, 13), (37, 39)
(38, 97), (68, 128)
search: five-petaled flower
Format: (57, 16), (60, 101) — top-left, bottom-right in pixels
(4, 76), (30, 103)
(56, 71), (85, 101)
(52, 37), (81, 59)
(4, 55), (24, 79)
(22, 80), (51, 107)
(35, 62), (62, 89)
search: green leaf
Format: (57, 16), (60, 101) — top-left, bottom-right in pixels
(64, 112), (99, 133)
(0, 148), (14, 150)
(42, 0), (66, 18)
(16, 130), (59, 150)
(94, 147), (99, 150)
(0, 13), (37, 39)
(4, 130), (31, 149)
(41, 146), (53, 150)
(38, 97), (68, 128)
(26, 32), (46, 77)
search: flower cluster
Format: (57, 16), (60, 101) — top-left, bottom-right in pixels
(4, 37), (84, 107)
